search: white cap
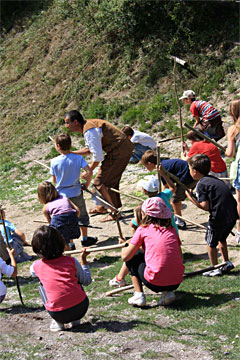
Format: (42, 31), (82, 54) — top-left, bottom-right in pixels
(179, 90), (195, 100)
(137, 175), (159, 193)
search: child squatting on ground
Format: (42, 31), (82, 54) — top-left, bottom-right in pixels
(0, 209), (32, 263)
(186, 154), (237, 277)
(0, 234), (17, 303)
(50, 133), (97, 248)
(121, 197), (185, 307)
(37, 181), (80, 251)
(30, 225), (92, 332)
(225, 99), (240, 244)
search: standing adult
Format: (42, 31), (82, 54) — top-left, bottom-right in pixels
(64, 110), (134, 222)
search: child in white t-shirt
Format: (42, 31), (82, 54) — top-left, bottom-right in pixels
(0, 237), (17, 303)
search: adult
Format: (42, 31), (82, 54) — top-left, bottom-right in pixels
(179, 90), (225, 141)
(64, 110), (134, 222)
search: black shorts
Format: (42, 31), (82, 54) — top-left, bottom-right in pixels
(205, 222), (235, 248)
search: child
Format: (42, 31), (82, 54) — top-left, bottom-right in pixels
(121, 197), (184, 306)
(225, 99), (240, 244)
(0, 210), (32, 263)
(141, 150), (197, 229)
(109, 171), (180, 288)
(186, 154), (238, 276)
(37, 181), (81, 250)
(0, 243), (17, 303)
(122, 125), (156, 164)
(179, 90), (225, 141)
(30, 225), (92, 332)
(181, 130), (231, 188)
(50, 133), (97, 247)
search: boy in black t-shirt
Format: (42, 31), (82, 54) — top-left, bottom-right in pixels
(186, 154), (238, 276)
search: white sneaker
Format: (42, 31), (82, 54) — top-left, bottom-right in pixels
(203, 268), (222, 277)
(175, 217), (186, 230)
(158, 291), (176, 306)
(128, 292), (146, 306)
(234, 234), (240, 245)
(221, 261), (234, 274)
(109, 276), (127, 287)
(49, 319), (64, 332)
(71, 320), (81, 328)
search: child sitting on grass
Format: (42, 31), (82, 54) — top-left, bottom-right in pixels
(0, 241), (17, 303)
(37, 181), (80, 251)
(121, 197), (184, 307)
(0, 210), (32, 263)
(30, 225), (92, 332)
(186, 154), (238, 276)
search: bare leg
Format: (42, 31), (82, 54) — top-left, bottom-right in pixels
(96, 184), (115, 209)
(80, 226), (87, 237)
(218, 241), (229, 262)
(131, 276), (143, 292)
(207, 245), (218, 265)
(172, 201), (182, 216)
(118, 263), (129, 280)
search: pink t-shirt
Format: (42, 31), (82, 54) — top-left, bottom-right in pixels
(130, 224), (184, 286)
(33, 256), (86, 312)
(46, 195), (75, 217)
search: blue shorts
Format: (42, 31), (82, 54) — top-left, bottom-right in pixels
(50, 212), (80, 242)
(233, 162), (240, 190)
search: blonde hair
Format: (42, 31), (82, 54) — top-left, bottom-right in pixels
(37, 181), (59, 204)
(229, 99), (240, 131)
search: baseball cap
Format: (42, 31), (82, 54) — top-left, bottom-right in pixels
(137, 175), (159, 193)
(179, 90), (195, 100)
(142, 197), (172, 219)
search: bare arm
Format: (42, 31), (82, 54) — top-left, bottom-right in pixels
(185, 190), (209, 211)
(121, 243), (139, 262)
(72, 147), (91, 156)
(7, 248), (17, 277)
(52, 175), (56, 184)
(157, 164), (176, 194)
(81, 164), (93, 188)
(193, 115), (200, 128)
(42, 205), (51, 223)
(69, 199), (80, 218)
(225, 125), (237, 158)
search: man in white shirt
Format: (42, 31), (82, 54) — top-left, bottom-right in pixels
(122, 126), (156, 164)
(64, 110), (134, 222)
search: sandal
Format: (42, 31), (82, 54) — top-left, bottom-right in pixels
(100, 213), (123, 222)
(89, 207), (108, 215)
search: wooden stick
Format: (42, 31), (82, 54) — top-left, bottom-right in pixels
(173, 58), (184, 146)
(84, 187), (119, 213)
(33, 160), (50, 170)
(110, 188), (144, 202)
(184, 123), (226, 152)
(157, 146), (162, 193)
(183, 261), (228, 277)
(0, 206), (24, 306)
(48, 136), (54, 142)
(175, 214), (206, 230)
(33, 219), (103, 229)
(64, 242), (128, 255)
(106, 285), (134, 297)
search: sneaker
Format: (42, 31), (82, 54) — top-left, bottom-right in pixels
(128, 292), (146, 306)
(71, 319), (81, 328)
(81, 237), (98, 247)
(158, 291), (176, 306)
(109, 276), (127, 287)
(203, 268), (223, 277)
(221, 261), (234, 274)
(69, 242), (76, 251)
(50, 319), (64, 332)
(175, 217), (186, 230)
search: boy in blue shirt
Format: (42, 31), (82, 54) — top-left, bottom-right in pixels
(186, 154), (237, 276)
(50, 133), (97, 248)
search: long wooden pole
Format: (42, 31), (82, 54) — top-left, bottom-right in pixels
(64, 242), (128, 255)
(33, 159), (50, 170)
(157, 146), (162, 193)
(173, 58), (184, 147)
(106, 285), (134, 297)
(184, 123), (226, 152)
(183, 261), (227, 277)
(110, 188), (144, 202)
(0, 207), (24, 305)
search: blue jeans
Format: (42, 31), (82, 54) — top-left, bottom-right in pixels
(130, 144), (153, 164)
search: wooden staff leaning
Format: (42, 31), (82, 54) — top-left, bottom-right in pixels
(0, 206), (24, 305)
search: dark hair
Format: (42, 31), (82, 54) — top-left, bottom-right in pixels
(31, 225), (65, 259)
(37, 181), (59, 204)
(188, 154), (211, 175)
(141, 215), (171, 228)
(122, 125), (134, 137)
(64, 110), (86, 126)
(186, 130), (202, 142)
(55, 133), (71, 151)
(190, 98), (196, 102)
(141, 149), (157, 165)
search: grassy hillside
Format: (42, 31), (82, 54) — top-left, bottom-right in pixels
(0, 0), (239, 201)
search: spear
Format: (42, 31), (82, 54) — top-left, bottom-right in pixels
(0, 206), (24, 305)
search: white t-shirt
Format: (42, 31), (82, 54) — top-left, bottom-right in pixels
(131, 130), (156, 149)
(0, 258), (14, 296)
(84, 128), (104, 162)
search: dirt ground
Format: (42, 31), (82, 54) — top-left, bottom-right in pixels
(1, 162), (240, 360)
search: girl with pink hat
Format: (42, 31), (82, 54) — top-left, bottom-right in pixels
(121, 197), (184, 306)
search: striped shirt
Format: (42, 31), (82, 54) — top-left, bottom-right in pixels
(190, 100), (220, 122)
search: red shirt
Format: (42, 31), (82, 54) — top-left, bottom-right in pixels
(33, 256), (86, 312)
(188, 141), (226, 173)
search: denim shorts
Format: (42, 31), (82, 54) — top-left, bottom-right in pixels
(233, 162), (240, 190)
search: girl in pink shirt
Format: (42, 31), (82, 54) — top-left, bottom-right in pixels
(30, 225), (92, 332)
(121, 197), (184, 307)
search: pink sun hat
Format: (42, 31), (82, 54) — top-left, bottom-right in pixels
(141, 197), (172, 219)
